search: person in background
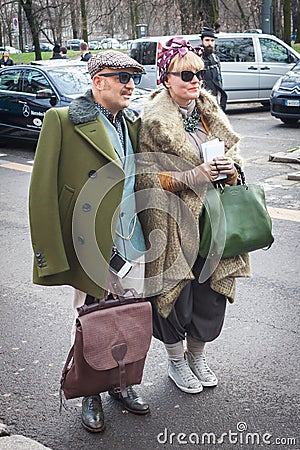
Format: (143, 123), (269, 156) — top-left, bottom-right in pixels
(200, 28), (227, 111)
(0, 51), (14, 67)
(80, 42), (92, 61)
(136, 38), (250, 395)
(50, 44), (63, 59)
(60, 46), (68, 58)
(29, 51), (149, 434)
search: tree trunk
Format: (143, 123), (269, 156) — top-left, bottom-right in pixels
(178, 0), (219, 35)
(283, 0), (291, 44)
(292, 0), (300, 43)
(80, 0), (88, 42)
(272, 0), (283, 39)
(19, 0), (41, 60)
(70, 4), (78, 39)
(130, 0), (139, 39)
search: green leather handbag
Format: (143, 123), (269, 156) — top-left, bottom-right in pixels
(199, 175), (274, 259)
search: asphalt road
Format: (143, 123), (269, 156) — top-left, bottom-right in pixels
(0, 105), (299, 450)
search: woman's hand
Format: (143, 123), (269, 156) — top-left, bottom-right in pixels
(213, 156), (236, 179)
(198, 162), (220, 182)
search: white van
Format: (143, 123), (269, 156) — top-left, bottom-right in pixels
(129, 32), (300, 104)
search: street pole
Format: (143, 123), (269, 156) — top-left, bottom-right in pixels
(262, 0), (272, 34)
(12, 17), (21, 64)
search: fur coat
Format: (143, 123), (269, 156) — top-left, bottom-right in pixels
(136, 87), (251, 318)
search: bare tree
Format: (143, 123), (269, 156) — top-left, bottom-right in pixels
(0, 0), (297, 55)
(19, 0), (41, 59)
(283, 0), (291, 44)
(80, 0), (88, 42)
(273, 0), (283, 38)
(291, 0), (299, 43)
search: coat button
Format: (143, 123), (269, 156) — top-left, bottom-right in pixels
(37, 261), (43, 267)
(77, 235), (85, 245)
(88, 170), (97, 178)
(82, 203), (91, 212)
(35, 252), (41, 257)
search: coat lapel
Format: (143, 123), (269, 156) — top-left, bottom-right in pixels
(74, 117), (121, 166)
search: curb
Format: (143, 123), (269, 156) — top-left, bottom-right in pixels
(0, 424), (51, 450)
(0, 435), (51, 449)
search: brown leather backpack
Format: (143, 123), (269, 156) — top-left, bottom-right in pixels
(60, 293), (152, 400)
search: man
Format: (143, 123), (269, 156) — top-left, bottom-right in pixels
(50, 44), (63, 59)
(29, 51), (150, 433)
(200, 27), (227, 111)
(80, 41), (92, 61)
(60, 46), (68, 58)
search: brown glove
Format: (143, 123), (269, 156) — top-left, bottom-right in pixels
(158, 166), (207, 193)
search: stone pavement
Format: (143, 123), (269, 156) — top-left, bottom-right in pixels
(0, 423), (51, 450)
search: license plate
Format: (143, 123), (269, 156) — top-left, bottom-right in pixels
(285, 99), (300, 107)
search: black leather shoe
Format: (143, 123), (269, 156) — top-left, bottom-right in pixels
(81, 395), (105, 433)
(108, 386), (150, 415)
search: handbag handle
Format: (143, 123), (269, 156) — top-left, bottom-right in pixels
(234, 163), (247, 187)
(214, 162), (248, 191)
(78, 288), (144, 317)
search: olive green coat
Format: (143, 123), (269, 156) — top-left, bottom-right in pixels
(29, 90), (140, 298)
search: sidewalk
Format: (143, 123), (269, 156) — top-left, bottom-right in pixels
(0, 424), (51, 450)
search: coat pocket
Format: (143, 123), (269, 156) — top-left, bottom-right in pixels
(59, 185), (75, 229)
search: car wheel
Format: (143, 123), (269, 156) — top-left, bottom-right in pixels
(261, 101), (270, 109)
(280, 118), (299, 124)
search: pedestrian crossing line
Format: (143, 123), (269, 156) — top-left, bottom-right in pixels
(0, 162), (33, 173)
(1, 161), (299, 222)
(268, 206), (300, 223)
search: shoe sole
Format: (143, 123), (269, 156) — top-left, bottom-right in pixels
(82, 421), (106, 433)
(123, 405), (150, 415)
(168, 372), (203, 394)
(200, 380), (218, 387)
(109, 391), (150, 415)
(186, 354), (218, 388)
(188, 366), (218, 387)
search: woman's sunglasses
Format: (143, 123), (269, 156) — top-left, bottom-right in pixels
(97, 71), (143, 85)
(167, 70), (206, 82)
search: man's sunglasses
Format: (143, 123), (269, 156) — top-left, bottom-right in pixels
(97, 71), (143, 85)
(167, 70), (206, 82)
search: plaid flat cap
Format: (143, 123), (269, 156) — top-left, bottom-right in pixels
(88, 50), (145, 78)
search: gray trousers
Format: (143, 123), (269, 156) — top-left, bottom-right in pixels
(150, 256), (227, 344)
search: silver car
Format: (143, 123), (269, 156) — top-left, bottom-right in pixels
(129, 32), (300, 104)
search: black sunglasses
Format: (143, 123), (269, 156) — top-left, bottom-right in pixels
(167, 70), (206, 82)
(97, 71), (143, 85)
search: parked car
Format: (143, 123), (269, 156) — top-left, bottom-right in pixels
(270, 60), (300, 124)
(122, 40), (134, 50)
(3, 46), (21, 54)
(66, 39), (84, 51)
(0, 61), (91, 142)
(100, 38), (121, 49)
(129, 32), (299, 104)
(88, 41), (101, 50)
(31, 42), (54, 52)
(127, 87), (151, 117)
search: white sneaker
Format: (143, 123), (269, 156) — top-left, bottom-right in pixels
(168, 359), (203, 394)
(186, 351), (218, 387)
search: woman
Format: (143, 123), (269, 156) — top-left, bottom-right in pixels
(0, 51), (14, 67)
(136, 38), (250, 394)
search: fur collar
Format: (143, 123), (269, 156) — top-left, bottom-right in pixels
(68, 89), (136, 125)
(142, 87), (240, 153)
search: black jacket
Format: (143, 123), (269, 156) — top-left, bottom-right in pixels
(0, 57), (14, 67)
(202, 51), (227, 111)
(80, 52), (92, 62)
